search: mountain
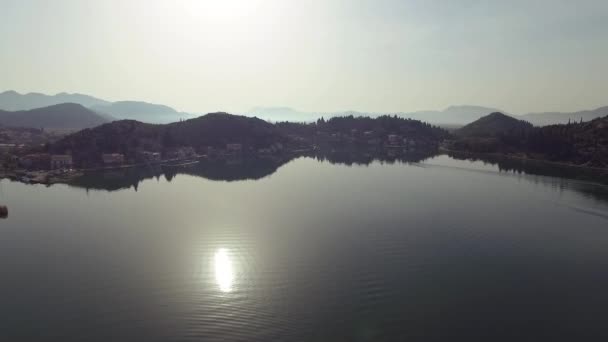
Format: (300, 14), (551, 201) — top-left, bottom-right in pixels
(0, 90), (110, 111)
(49, 112), (287, 167)
(455, 112), (533, 137)
(522, 106), (608, 126)
(0, 91), (191, 124)
(0, 103), (110, 130)
(404, 106), (504, 126)
(92, 101), (190, 123)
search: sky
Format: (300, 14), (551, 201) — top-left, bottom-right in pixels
(1, 0), (607, 114)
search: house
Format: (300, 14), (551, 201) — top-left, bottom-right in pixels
(206, 146), (217, 157)
(102, 153), (125, 165)
(226, 143), (243, 153)
(0, 144), (16, 153)
(367, 138), (381, 146)
(51, 155), (73, 170)
(178, 146), (196, 159)
(166, 146), (196, 160)
(140, 151), (162, 163)
(388, 134), (401, 146)
(19, 153), (51, 170)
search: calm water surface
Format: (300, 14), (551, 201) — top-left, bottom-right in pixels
(1, 155), (608, 341)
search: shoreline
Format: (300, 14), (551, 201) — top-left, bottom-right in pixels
(0, 152), (301, 186)
(440, 148), (608, 173)
(2, 148), (606, 187)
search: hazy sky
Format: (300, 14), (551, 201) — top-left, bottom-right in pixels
(1, 0), (607, 114)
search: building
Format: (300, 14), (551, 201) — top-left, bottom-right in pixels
(139, 151), (162, 163)
(102, 153), (125, 165)
(367, 138), (381, 146)
(19, 153), (51, 170)
(177, 146), (196, 159)
(51, 155), (73, 170)
(166, 146), (196, 160)
(226, 143), (243, 153)
(0, 144), (17, 153)
(388, 134), (401, 146)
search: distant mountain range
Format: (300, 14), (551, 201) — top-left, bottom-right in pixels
(0, 91), (192, 124)
(0, 103), (109, 130)
(521, 106), (608, 126)
(248, 105), (608, 127)
(2, 90), (607, 128)
(91, 101), (186, 123)
(0, 90), (110, 110)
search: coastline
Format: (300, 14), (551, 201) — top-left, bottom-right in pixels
(440, 147), (608, 173)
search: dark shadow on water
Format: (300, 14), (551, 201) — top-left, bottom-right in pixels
(312, 148), (437, 166)
(67, 156), (294, 192)
(65, 150), (608, 205)
(66, 150), (438, 192)
(446, 152), (608, 203)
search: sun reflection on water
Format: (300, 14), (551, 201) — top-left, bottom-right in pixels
(214, 248), (234, 293)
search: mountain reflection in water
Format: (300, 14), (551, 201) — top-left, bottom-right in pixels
(66, 150), (437, 192)
(64, 151), (608, 204)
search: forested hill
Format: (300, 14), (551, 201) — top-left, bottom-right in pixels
(455, 112), (533, 137)
(48, 113), (449, 168)
(449, 113), (608, 168)
(164, 112), (283, 149)
(277, 115), (448, 143)
(48, 113), (287, 167)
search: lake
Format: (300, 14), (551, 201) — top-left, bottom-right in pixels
(1, 154), (608, 341)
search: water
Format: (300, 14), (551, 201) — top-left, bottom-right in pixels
(1, 154), (608, 341)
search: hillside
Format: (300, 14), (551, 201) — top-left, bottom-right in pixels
(49, 113), (287, 168)
(449, 112), (536, 153)
(449, 113), (608, 168)
(526, 116), (608, 167)
(0, 103), (110, 130)
(455, 112), (533, 137)
(166, 112), (285, 148)
(49, 120), (162, 168)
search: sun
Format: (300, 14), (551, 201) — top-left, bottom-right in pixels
(184, 0), (262, 21)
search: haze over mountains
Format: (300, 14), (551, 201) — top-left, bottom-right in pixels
(247, 105), (502, 125)
(1, 90), (607, 129)
(248, 105), (608, 127)
(0, 91), (192, 124)
(522, 107), (608, 127)
(0, 103), (109, 130)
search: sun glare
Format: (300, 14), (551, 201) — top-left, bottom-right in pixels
(214, 248), (234, 293)
(184, 0), (262, 21)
